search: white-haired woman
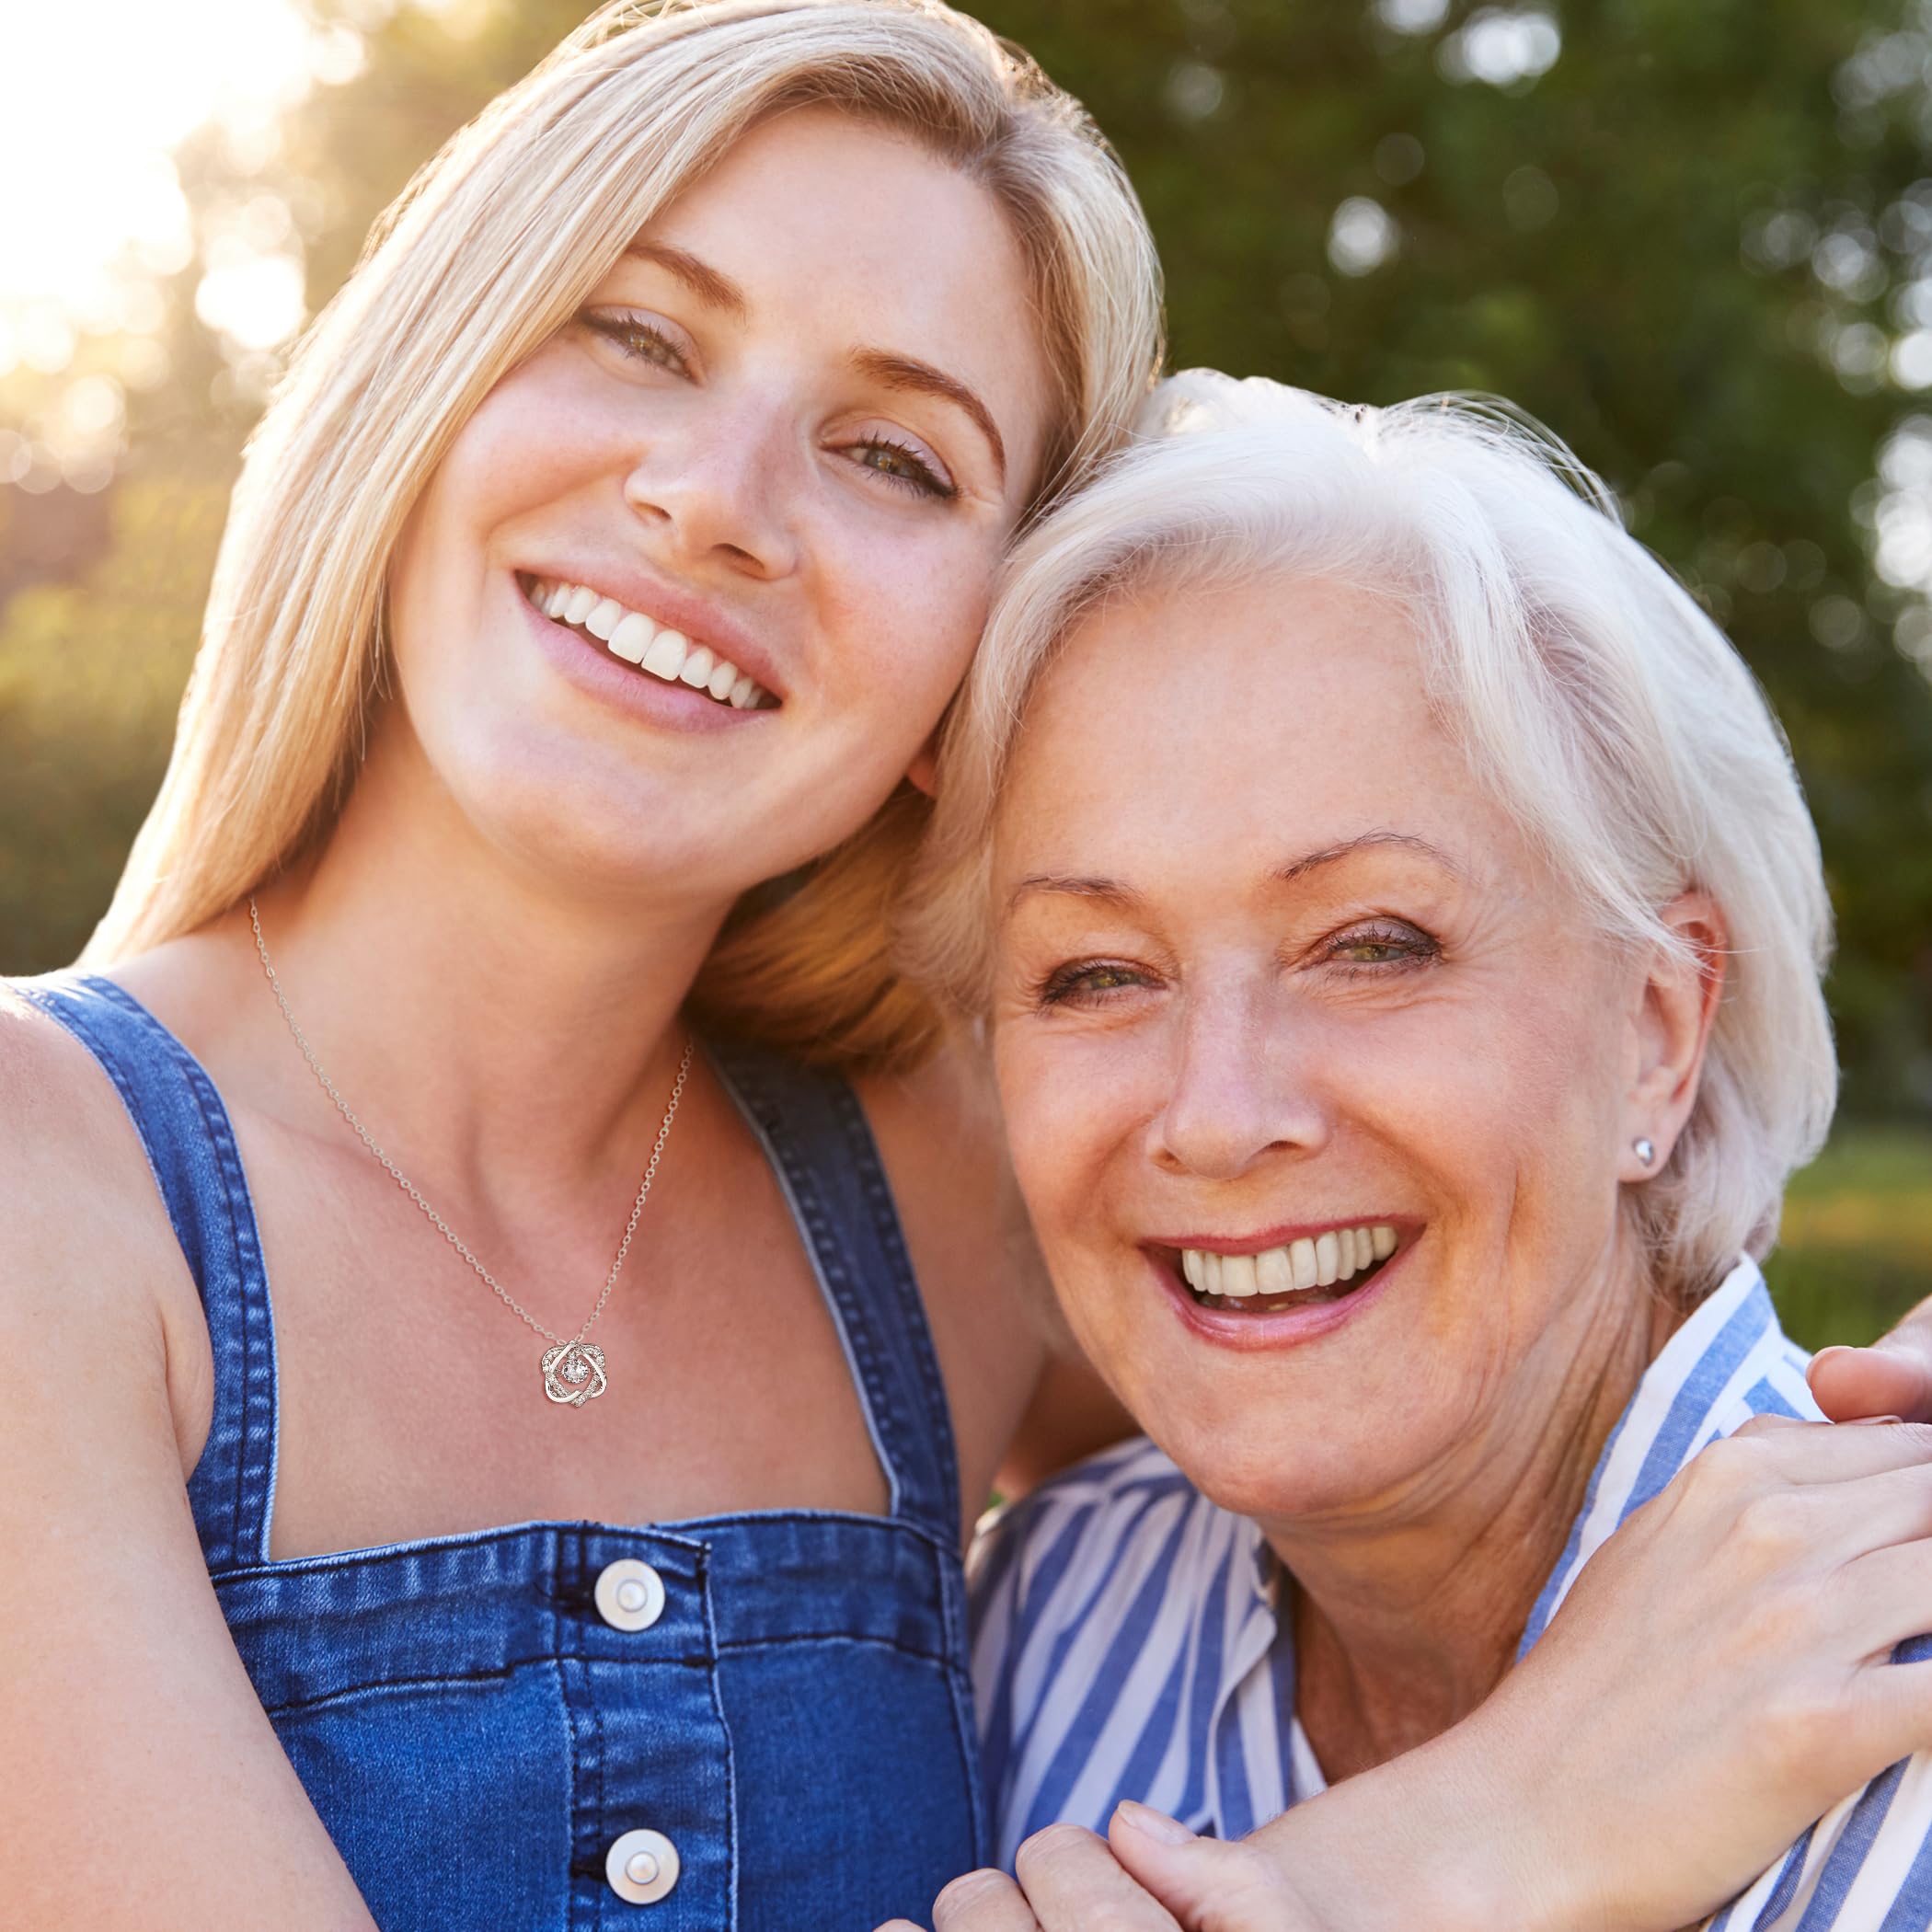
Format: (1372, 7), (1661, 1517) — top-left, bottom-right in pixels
(6, 3), (1931, 1926)
(896, 374), (1932, 1931)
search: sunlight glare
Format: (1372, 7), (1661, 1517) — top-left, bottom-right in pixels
(0, 0), (342, 343)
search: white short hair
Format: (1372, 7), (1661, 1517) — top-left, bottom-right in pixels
(902, 371), (1837, 1305)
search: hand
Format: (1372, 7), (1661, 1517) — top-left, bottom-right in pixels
(1101, 1417), (1932, 1932)
(875, 1824), (1219, 1932)
(1809, 1294), (1932, 1421)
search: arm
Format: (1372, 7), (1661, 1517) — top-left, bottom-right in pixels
(0, 1006), (377, 1932)
(903, 1417), (1932, 1932)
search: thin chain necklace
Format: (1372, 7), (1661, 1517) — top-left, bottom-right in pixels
(248, 896), (693, 1409)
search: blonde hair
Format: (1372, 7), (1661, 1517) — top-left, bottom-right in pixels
(903, 372), (1837, 1305)
(87, 0), (1163, 1070)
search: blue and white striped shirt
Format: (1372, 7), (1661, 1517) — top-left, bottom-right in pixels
(970, 1259), (1932, 1927)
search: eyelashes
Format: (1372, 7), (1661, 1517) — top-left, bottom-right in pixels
(1033, 960), (1151, 1007)
(576, 306), (958, 502)
(1029, 920), (1443, 1011)
(1319, 919), (1442, 978)
(848, 434), (957, 501)
(581, 308), (688, 372)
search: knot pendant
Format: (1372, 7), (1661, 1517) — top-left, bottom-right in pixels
(542, 1341), (607, 1407)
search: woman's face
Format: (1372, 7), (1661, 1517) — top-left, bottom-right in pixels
(989, 571), (1669, 1526)
(385, 108), (1052, 903)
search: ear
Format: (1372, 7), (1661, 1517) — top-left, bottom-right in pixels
(1622, 890), (1728, 1183)
(904, 737), (940, 799)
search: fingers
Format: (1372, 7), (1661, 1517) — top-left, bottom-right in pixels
(1708, 1415), (1932, 1486)
(1011, 1824), (1182, 1931)
(931, 1869), (1040, 1932)
(1843, 1539), (1932, 1654)
(1848, 1658), (1932, 1775)
(1110, 1804), (1316, 1932)
(1811, 1336), (1932, 1424)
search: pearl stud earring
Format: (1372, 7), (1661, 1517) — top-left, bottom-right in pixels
(1633, 1137), (1655, 1167)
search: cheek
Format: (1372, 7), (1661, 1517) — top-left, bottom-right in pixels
(995, 1024), (1169, 1370)
(811, 524), (999, 720)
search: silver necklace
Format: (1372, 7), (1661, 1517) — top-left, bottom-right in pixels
(248, 896), (693, 1408)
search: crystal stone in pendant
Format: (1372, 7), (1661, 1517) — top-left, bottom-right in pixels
(541, 1340), (607, 1408)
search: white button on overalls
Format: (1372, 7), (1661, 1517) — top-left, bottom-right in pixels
(605, 1828), (680, 1904)
(594, 1558), (665, 1633)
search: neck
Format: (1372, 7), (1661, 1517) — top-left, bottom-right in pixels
(224, 717), (738, 1192)
(1272, 1244), (1678, 1780)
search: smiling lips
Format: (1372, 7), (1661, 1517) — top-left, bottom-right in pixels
(1179, 1222), (1399, 1312)
(523, 574), (776, 711)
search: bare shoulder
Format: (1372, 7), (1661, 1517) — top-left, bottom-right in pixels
(0, 982), (212, 1474)
(0, 983), (373, 1926)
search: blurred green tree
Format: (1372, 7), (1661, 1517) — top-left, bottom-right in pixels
(4, 0), (1931, 1121)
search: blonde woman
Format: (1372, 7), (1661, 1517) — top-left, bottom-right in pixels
(4, 6), (1931, 1931)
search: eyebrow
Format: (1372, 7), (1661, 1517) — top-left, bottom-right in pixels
(1004, 874), (1144, 919)
(848, 349), (1006, 485)
(619, 244), (1007, 486)
(624, 240), (748, 318)
(1003, 832), (1464, 920)
(1274, 831), (1466, 885)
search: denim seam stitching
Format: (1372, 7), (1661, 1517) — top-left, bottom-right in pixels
(705, 1042), (903, 1515)
(23, 980), (265, 1569)
(828, 1076), (964, 1540)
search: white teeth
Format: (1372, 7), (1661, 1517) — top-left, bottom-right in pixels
(1219, 1253), (1259, 1298)
(1255, 1246), (1293, 1294)
(530, 581), (770, 709)
(1179, 1224), (1401, 1305)
(608, 613), (652, 663)
(641, 628), (688, 681)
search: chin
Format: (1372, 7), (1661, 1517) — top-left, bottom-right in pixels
(444, 750), (708, 892)
(1144, 1397), (1425, 1525)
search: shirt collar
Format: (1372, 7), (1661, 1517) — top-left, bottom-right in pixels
(1200, 1256), (1785, 1825)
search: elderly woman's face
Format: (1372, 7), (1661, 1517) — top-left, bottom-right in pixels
(989, 572), (1662, 1522)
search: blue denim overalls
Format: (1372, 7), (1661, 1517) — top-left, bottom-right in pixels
(26, 974), (986, 1930)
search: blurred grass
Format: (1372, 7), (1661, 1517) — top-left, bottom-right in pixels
(1766, 1124), (1932, 1350)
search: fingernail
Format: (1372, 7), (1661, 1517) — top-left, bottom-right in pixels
(1846, 1415), (1906, 1426)
(1811, 1347), (1852, 1366)
(1114, 1800), (1195, 1845)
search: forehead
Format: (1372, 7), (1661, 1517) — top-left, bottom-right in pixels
(995, 570), (1524, 890)
(636, 109), (1052, 444)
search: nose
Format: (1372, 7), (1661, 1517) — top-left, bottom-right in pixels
(622, 393), (799, 581)
(1153, 984), (1328, 1180)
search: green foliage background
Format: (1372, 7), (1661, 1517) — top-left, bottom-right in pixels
(2, 0), (1929, 1335)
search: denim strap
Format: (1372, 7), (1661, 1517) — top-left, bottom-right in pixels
(21, 973), (278, 1569)
(706, 1036), (962, 1545)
